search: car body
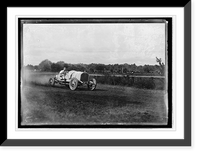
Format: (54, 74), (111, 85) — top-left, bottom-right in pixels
(49, 70), (97, 91)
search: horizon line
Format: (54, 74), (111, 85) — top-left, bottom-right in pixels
(24, 62), (162, 66)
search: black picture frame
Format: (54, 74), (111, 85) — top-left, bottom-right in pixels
(2, 1), (191, 146)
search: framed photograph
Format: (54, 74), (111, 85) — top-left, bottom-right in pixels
(3, 2), (191, 146)
(19, 18), (171, 128)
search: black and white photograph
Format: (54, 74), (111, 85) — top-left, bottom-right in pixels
(19, 18), (172, 128)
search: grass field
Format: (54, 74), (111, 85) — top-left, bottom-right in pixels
(20, 71), (168, 126)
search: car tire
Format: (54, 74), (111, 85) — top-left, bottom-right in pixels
(69, 78), (78, 90)
(88, 78), (97, 91)
(49, 78), (55, 86)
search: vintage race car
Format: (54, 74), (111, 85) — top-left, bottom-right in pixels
(48, 70), (97, 91)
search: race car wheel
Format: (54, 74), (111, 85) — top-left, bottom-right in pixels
(49, 78), (55, 86)
(88, 78), (97, 91)
(69, 78), (78, 90)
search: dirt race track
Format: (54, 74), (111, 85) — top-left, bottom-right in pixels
(21, 82), (168, 126)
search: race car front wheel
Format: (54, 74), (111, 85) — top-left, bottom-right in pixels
(88, 78), (97, 91)
(69, 78), (78, 90)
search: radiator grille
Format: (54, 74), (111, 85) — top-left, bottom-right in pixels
(80, 73), (89, 82)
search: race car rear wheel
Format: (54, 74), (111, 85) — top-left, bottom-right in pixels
(69, 78), (78, 90)
(88, 78), (97, 91)
(49, 78), (55, 86)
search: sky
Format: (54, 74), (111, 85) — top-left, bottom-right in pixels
(23, 23), (166, 66)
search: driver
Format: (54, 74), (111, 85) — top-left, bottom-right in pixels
(59, 67), (68, 80)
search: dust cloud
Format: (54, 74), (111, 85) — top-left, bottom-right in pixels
(22, 69), (57, 86)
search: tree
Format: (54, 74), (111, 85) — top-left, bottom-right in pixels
(123, 68), (128, 74)
(95, 64), (105, 73)
(33, 65), (39, 71)
(25, 64), (34, 70)
(113, 64), (120, 73)
(38, 59), (52, 71)
(51, 63), (60, 72)
(143, 65), (156, 73)
(75, 64), (86, 71)
(55, 61), (65, 71)
(89, 68), (95, 73)
(64, 63), (69, 69)
(156, 57), (165, 75)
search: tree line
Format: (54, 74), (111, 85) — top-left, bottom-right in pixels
(24, 58), (165, 75)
